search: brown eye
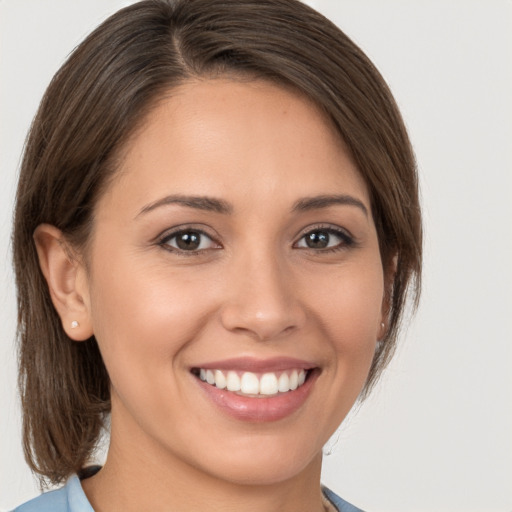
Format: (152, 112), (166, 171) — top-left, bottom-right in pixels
(295, 227), (354, 251)
(175, 232), (201, 250)
(162, 230), (218, 252)
(304, 231), (330, 249)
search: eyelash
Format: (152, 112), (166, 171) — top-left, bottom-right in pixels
(158, 227), (221, 256)
(157, 224), (356, 256)
(294, 224), (356, 253)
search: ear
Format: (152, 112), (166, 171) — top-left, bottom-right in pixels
(33, 224), (93, 341)
(379, 252), (398, 340)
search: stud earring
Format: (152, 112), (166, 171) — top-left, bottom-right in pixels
(71, 320), (79, 329)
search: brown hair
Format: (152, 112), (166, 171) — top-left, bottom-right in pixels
(13, 0), (421, 486)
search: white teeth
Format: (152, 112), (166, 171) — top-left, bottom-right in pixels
(214, 369), (226, 389)
(278, 372), (290, 392)
(197, 368), (309, 396)
(240, 372), (260, 394)
(260, 373), (279, 395)
(226, 371), (241, 392)
(289, 370), (299, 390)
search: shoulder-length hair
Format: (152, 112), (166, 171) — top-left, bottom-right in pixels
(13, 0), (421, 485)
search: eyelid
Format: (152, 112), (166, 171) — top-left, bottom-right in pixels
(294, 223), (354, 240)
(157, 224), (222, 254)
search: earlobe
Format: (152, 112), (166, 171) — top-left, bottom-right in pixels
(33, 224), (93, 341)
(378, 321), (386, 341)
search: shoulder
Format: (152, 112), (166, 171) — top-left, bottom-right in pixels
(12, 475), (94, 512)
(323, 486), (366, 512)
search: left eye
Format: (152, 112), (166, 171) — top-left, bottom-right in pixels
(161, 230), (218, 252)
(295, 229), (350, 250)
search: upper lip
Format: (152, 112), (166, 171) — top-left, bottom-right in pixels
(191, 357), (317, 373)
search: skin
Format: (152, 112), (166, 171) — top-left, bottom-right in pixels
(36, 79), (388, 512)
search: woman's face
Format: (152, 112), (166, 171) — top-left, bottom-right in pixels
(80, 79), (386, 485)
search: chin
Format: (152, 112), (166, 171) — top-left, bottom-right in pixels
(203, 449), (322, 487)
(175, 425), (327, 488)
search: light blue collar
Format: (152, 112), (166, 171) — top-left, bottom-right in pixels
(66, 475), (94, 512)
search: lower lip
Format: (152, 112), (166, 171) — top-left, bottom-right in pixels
(195, 371), (318, 423)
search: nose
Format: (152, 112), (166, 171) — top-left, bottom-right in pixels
(219, 252), (306, 341)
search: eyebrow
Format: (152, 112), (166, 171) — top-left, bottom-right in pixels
(136, 193), (368, 218)
(136, 194), (232, 217)
(292, 194), (368, 217)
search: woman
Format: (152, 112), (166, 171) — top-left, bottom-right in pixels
(12, 1), (421, 511)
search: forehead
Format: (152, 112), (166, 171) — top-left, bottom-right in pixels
(98, 78), (370, 215)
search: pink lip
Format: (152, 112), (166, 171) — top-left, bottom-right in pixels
(192, 356), (316, 373)
(192, 358), (319, 423)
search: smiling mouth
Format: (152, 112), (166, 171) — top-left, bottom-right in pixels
(191, 368), (311, 397)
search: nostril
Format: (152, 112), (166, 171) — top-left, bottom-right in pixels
(219, 301), (306, 342)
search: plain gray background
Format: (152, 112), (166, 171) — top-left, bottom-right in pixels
(1, 1), (511, 511)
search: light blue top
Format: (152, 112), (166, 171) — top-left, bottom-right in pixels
(13, 474), (364, 512)
(12, 475), (94, 512)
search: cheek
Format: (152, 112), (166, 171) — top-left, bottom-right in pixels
(303, 258), (384, 395)
(307, 262), (384, 343)
(86, 253), (217, 386)
(86, 257), (222, 436)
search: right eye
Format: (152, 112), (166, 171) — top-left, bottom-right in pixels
(160, 229), (220, 253)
